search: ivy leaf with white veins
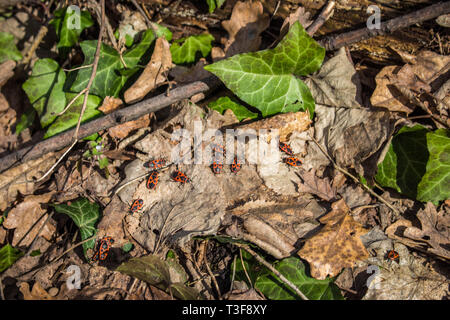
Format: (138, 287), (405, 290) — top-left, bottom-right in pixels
(208, 96), (258, 121)
(49, 7), (93, 54)
(170, 33), (214, 64)
(255, 257), (344, 300)
(70, 29), (156, 98)
(0, 32), (22, 63)
(44, 93), (102, 138)
(205, 22), (325, 117)
(417, 129), (450, 204)
(22, 58), (66, 128)
(52, 198), (100, 259)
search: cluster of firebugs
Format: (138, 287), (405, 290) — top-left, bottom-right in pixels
(90, 142), (400, 264)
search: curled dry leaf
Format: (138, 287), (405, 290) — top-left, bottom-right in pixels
(385, 202), (450, 260)
(298, 199), (369, 280)
(98, 96), (123, 114)
(19, 282), (56, 300)
(124, 37), (172, 104)
(222, 0), (270, 56)
(0, 150), (63, 211)
(108, 114), (151, 140)
(3, 193), (56, 246)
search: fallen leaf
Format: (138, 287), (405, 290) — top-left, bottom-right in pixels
(280, 6), (313, 38)
(228, 288), (264, 300)
(371, 50), (450, 113)
(124, 37), (172, 104)
(298, 199), (369, 280)
(98, 96), (123, 114)
(386, 202), (450, 260)
(304, 47), (363, 109)
(0, 60), (15, 87)
(0, 151), (63, 211)
(19, 282), (55, 300)
(296, 169), (337, 201)
(222, 1), (270, 56)
(170, 58), (211, 85)
(3, 193), (56, 246)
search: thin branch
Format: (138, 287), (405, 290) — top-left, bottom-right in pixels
(235, 243), (309, 300)
(320, 2), (450, 51)
(50, 234), (97, 263)
(22, 26), (48, 65)
(306, 1), (335, 36)
(202, 240), (222, 300)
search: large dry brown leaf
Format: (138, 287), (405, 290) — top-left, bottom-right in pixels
(298, 199), (369, 280)
(222, 1), (270, 56)
(0, 151), (62, 211)
(3, 193), (56, 246)
(124, 37), (172, 104)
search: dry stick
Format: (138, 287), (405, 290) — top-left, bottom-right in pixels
(236, 244), (309, 301)
(308, 134), (401, 217)
(306, 0), (335, 36)
(54, 88), (88, 117)
(319, 1), (450, 51)
(22, 26), (48, 65)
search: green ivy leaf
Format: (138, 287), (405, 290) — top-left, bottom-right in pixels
(170, 33), (214, 64)
(232, 249), (264, 287)
(206, 0), (226, 13)
(15, 107), (37, 135)
(71, 29), (156, 98)
(52, 198), (100, 258)
(0, 244), (24, 273)
(0, 31), (22, 63)
(44, 93), (102, 138)
(98, 156), (109, 169)
(255, 257), (344, 300)
(209, 96), (258, 121)
(417, 129), (450, 203)
(376, 126), (450, 204)
(22, 58), (66, 128)
(122, 242), (133, 253)
(205, 22), (325, 117)
(49, 7), (93, 54)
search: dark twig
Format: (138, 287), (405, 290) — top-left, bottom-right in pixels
(0, 78), (218, 173)
(320, 2), (450, 51)
(306, 1), (335, 36)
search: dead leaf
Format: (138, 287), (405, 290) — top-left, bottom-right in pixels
(304, 48), (363, 109)
(0, 151), (63, 211)
(303, 104), (392, 176)
(0, 60), (16, 87)
(108, 114), (151, 139)
(296, 168), (337, 201)
(280, 6), (313, 38)
(222, 1), (270, 56)
(386, 203), (450, 260)
(436, 14), (450, 28)
(124, 37), (172, 104)
(0, 227), (6, 245)
(170, 58), (211, 85)
(228, 288), (264, 300)
(19, 282), (55, 300)
(3, 193), (56, 246)
(298, 199), (369, 279)
(371, 51), (450, 113)
(98, 96), (123, 114)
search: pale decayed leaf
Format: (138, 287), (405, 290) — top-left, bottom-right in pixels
(298, 199), (369, 280)
(304, 47), (362, 109)
(296, 169), (337, 201)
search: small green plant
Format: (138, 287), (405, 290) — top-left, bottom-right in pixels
(82, 136), (110, 174)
